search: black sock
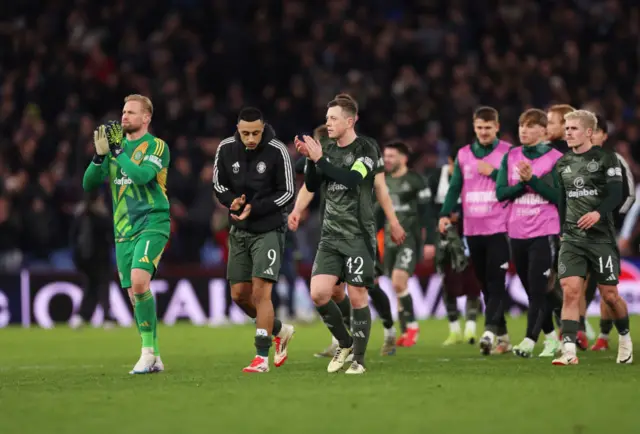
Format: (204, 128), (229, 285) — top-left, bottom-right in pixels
(579, 316), (586, 332)
(496, 316), (508, 336)
(465, 297), (479, 322)
(445, 291), (459, 323)
(614, 316), (630, 336)
(561, 319), (580, 345)
(316, 300), (353, 348)
(399, 293), (416, 327)
(369, 283), (394, 330)
(255, 332), (272, 357)
(352, 306), (371, 365)
(600, 319), (614, 335)
(272, 318), (283, 336)
(541, 309), (555, 335)
(336, 295), (352, 330)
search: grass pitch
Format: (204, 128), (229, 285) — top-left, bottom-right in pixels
(0, 317), (638, 434)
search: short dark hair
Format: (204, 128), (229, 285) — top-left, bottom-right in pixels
(238, 107), (263, 123)
(595, 114), (608, 134)
(327, 94), (358, 117)
(385, 141), (411, 157)
(519, 108), (548, 127)
(473, 106), (499, 123)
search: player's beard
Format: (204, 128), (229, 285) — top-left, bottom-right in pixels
(123, 124), (141, 135)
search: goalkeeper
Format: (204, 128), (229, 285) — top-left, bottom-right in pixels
(83, 94), (170, 375)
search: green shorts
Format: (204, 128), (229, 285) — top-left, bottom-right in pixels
(383, 237), (419, 276)
(312, 238), (375, 288)
(558, 240), (620, 285)
(116, 233), (168, 289)
(227, 227), (284, 284)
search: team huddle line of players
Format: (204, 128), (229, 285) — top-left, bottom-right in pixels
(85, 93), (633, 375)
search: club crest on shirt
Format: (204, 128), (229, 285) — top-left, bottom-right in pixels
(587, 159), (599, 172)
(558, 262), (566, 275)
(344, 153), (354, 166)
(134, 150), (143, 161)
(257, 161), (266, 174)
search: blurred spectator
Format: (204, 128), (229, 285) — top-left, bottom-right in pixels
(1, 0), (640, 267)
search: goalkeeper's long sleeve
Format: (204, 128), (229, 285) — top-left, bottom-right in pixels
(115, 153), (156, 184)
(82, 157), (108, 191)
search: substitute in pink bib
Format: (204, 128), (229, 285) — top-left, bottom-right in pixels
(505, 146), (563, 239)
(456, 140), (512, 236)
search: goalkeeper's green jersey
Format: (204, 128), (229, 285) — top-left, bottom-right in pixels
(83, 132), (171, 242)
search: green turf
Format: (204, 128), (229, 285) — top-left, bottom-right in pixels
(0, 317), (638, 434)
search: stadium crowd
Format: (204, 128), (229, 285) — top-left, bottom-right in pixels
(0, 0), (639, 273)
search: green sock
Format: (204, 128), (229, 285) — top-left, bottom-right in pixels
(336, 295), (352, 330)
(466, 297), (479, 322)
(316, 300), (353, 348)
(133, 311), (141, 338)
(352, 306), (371, 366)
(562, 319), (580, 344)
(255, 330), (271, 357)
(134, 290), (157, 349)
(399, 293), (416, 325)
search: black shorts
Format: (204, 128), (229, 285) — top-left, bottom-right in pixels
(510, 236), (555, 293)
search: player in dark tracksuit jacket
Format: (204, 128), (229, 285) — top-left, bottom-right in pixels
(213, 107), (296, 373)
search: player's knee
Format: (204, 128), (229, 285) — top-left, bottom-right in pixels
(130, 269), (151, 294)
(231, 283), (251, 303)
(310, 276), (336, 306)
(392, 281), (406, 295)
(560, 278), (581, 305)
(599, 286), (619, 307)
(348, 286), (368, 308)
(251, 279), (272, 303)
(311, 286), (332, 306)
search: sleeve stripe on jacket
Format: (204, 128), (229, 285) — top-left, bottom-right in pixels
(213, 136), (235, 193)
(616, 152), (635, 214)
(268, 139), (294, 206)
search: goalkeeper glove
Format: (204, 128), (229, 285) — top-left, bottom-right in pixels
(105, 121), (124, 157)
(93, 125), (109, 155)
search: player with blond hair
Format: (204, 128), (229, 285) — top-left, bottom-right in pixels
(553, 110), (633, 365)
(83, 94), (170, 374)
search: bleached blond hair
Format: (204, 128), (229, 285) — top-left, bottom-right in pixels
(564, 110), (597, 130)
(124, 94), (153, 116)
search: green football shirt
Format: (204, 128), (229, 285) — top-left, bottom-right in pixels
(83, 132), (171, 242)
(555, 146), (621, 244)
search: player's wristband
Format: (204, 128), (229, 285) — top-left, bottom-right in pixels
(92, 154), (105, 164)
(110, 146), (124, 157)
